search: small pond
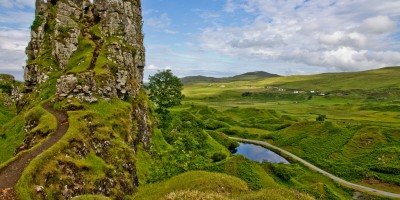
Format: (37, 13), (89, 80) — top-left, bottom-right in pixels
(234, 142), (290, 164)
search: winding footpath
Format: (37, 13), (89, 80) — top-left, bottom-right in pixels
(230, 137), (400, 199)
(0, 103), (68, 199)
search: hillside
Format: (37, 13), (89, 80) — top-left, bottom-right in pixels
(258, 66), (400, 91)
(182, 66), (400, 197)
(181, 71), (280, 84)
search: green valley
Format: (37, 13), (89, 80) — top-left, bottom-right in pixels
(178, 67), (400, 197)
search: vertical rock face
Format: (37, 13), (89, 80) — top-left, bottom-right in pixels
(24, 0), (145, 101)
(21, 1), (152, 198)
(23, 0), (151, 144)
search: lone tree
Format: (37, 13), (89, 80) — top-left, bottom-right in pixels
(148, 70), (184, 113)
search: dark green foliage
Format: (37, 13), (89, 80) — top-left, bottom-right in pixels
(56, 26), (73, 41)
(270, 163), (299, 181)
(147, 70), (184, 113)
(204, 119), (228, 130)
(220, 128), (258, 139)
(147, 108), (225, 183)
(0, 84), (12, 94)
(208, 131), (239, 151)
(316, 114), (326, 121)
(205, 155), (276, 190)
(242, 92), (252, 97)
(211, 152), (227, 162)
(31, 16), (43, 30)
(360, 104), (400, 112)
(371, 165), (400, 175)
(242, 91), (308, 101)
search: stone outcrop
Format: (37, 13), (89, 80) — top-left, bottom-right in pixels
(24, 0), (145, 102)
(21, 1), (152, 199)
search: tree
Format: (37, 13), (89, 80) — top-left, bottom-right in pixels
(148, 70), (184, 113)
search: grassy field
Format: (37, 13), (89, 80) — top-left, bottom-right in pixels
(181, 67), (400, 194)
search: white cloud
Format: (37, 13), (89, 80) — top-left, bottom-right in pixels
(146, 13), (171, 29)
(0, 27), (30, 80)
(198, 0), (400, 72)
(319, 31), (367, 49)
(145, 12), (179, 34)
(359, 16), (396, 34)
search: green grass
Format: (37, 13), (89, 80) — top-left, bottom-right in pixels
(0, 94), (16, 126)
(0, 105), (56, 165)
(235, 188), (315, 200)
(67, 37), (96, 74)
(72, 195), (111, 200)
(205, 155), (277, 190)
(0, 114), (25, 164)
(132, 171), (249, 200)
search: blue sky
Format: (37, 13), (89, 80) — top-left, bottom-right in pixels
(1, 0), (400, 81)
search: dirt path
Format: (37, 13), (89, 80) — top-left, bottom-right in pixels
(89, 39), (104, 70)
(0, 102), (68, 198)
(230, 137), (400, 199)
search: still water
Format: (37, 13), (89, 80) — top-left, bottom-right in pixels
(234, 143), (290, 164)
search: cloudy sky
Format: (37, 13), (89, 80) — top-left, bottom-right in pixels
(0, 0), (399, 80)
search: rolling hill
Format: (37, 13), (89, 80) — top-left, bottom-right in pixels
(181, 71), (281, 85)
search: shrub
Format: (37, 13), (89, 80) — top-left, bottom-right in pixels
(316, 114), (326, 121)
(211, 152), (227, 162)
(31, 16), (43, 30)
(242, 92), (252, 97)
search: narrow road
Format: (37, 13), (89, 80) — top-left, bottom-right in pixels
(230, 137), (400, 199)
(0, 102), (68, 198)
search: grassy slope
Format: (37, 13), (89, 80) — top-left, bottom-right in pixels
(0, 94), (16, 126)
(16, 99), (140, 199)
(133, 171), (315, 200)
(132, 171), (249, 200)
(0, 105), (57, 165)
(259, 67), (400, 91)
(182, 66), (400, 194)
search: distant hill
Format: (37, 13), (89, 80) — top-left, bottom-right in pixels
(181, 71), (281, 84)
(258, 66), (400, 91)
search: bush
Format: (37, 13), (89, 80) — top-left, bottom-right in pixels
(211, 152), (227, 162)
(270, 164), (297, 181)
(242, 92), (252, 97)
(316, 114), (326, 121)
(204, 119), (227, 130)
(207, 131), (239, 152)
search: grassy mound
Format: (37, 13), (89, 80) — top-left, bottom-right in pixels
(132, 171), (249, 200)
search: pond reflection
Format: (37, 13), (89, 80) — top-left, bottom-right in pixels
(234, 143), (290, 164)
